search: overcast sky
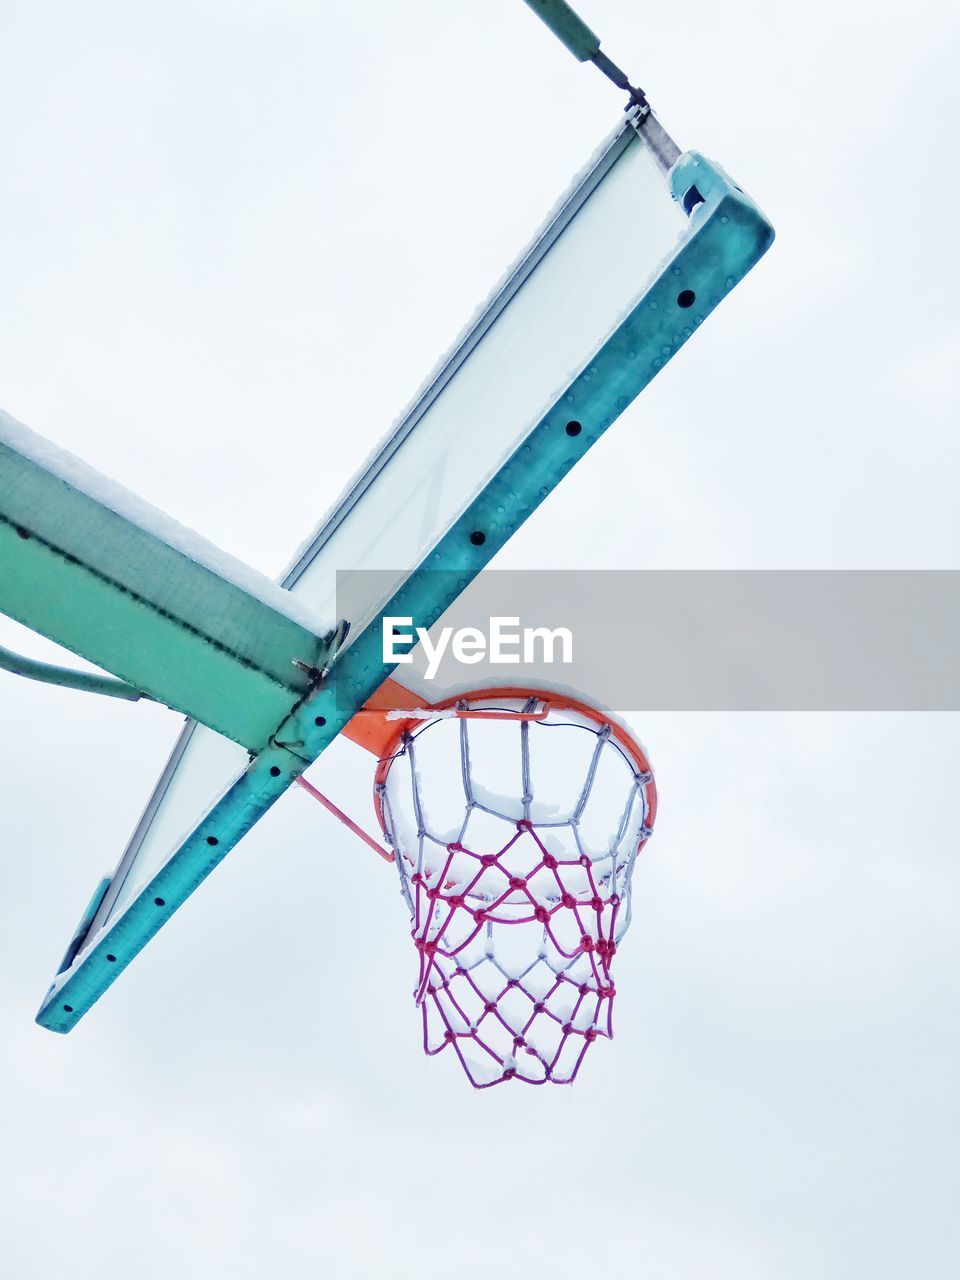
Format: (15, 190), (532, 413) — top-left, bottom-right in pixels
(1, 1), (958, 1277)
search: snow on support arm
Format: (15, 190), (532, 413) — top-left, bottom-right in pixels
(0, 407), (336, 748)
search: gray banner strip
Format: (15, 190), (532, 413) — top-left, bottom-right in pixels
(336, 571), (960, 711)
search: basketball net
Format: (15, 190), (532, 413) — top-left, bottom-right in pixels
(301, 683), (657, 1087)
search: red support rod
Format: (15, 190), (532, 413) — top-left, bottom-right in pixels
(295, 776), (394, 863)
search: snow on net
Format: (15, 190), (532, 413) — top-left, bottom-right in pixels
(377, 695), (656, 1087)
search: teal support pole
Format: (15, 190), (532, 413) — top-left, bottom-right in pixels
(522, 0), (647, 103)
(522, 0), (600, 60)
(0, 642), (146, 701)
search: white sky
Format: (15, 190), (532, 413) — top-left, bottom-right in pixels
(1, 1), (958, 1277)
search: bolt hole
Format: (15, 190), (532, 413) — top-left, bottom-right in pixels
(269, 765), (281, 777)
(314, 715), (327, 727)
(63, 1004), (73, 1013)
(15, 526), (30, 540)
(677, 289), (696, 308)
(565, 420), (582, 437)
(470, 530), (486, 546)
(154, 897), (165, 907)
(106, 954), (117, 963)
(206, 835), (219, 846)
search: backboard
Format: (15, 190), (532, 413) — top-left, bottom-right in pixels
(32, 106), (773, 1031)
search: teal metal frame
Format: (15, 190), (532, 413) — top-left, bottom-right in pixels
(0, 427), (333, 748)
(35, 123), (773, 1033)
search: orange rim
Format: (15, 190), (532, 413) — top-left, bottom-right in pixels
(354, 681), (657, 843)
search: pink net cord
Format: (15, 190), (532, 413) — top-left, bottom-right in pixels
(377, 696), (656, 1088)
(407, 824), (622, 1086)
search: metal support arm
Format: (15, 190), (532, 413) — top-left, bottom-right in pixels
(0, 642), (146, 701)
(0, 407), (334, 750)
(522, 0), (648, 105)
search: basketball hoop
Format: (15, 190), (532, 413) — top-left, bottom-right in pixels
(299, 683), (657, 1087)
